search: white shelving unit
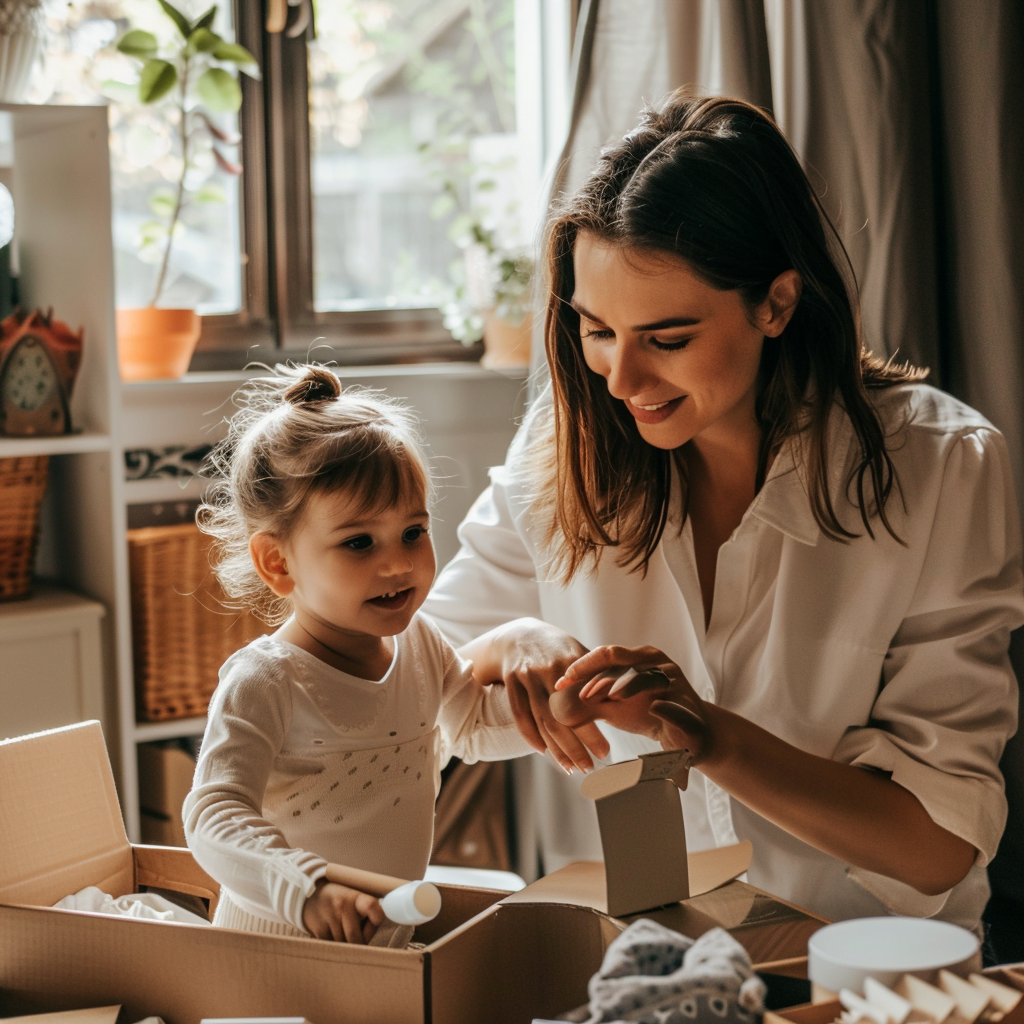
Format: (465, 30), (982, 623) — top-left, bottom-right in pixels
(0, 105), (127, 780)
(0, 103), (528, 842)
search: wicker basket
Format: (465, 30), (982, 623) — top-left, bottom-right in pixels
(128, 522), (271, 721)
(0, 455), (49, 601)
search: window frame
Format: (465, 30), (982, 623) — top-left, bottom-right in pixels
(191, 1), (489, 370)
(189, 0), (275, 364)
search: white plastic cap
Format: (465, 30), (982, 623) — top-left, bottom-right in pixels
(380, 881), (442, 926)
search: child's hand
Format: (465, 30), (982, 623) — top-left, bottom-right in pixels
(550, 645), (711, 764)
(302, 878), (385, 943)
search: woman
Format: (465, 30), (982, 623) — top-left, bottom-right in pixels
(422, 93), (1024, 931)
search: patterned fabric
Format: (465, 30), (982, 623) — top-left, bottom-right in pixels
(582, 920), (766, 1024)
(262, 730), (441, 885)
(124, 444), (213, 481)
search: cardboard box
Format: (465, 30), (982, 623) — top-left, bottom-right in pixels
(138, 743), (196, 848)
(0, 723), (824, 1024)
(765, 965), (1024, 1024)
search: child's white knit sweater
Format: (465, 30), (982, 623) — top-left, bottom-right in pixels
(183, 612), (532, 933)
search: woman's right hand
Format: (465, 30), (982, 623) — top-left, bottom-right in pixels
(461, 617), (611, 773)
(302, 878), (385, 943)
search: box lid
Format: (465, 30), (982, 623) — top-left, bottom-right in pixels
(579, 749), (691, 800)
(0, 721), (132, 907)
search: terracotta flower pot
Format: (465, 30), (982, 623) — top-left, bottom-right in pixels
(481, 311), (531, 370)
(116, 308), (201, 382)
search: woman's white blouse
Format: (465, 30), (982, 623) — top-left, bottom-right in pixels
(423, 383), (1024, 929)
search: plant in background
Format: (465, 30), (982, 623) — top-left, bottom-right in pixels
(440, 217), (533, 346)
(112, 0), (258, 307)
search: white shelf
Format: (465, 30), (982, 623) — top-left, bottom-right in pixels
(135, 716), (207, 742)
(124, 475), (206, 505)
(0, 582), (104, 622)
(0, 432), (112, 458)
(122, 362), (529, 392)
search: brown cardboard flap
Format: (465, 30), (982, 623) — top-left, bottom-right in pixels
(0, 903), (428, 1024)
(0, 722), (133, 907)
(501, 844), (751, 913)
(689, 841), (752, 894)
(133, 844), (221, 915)
(3, 1007), (121, 1024)
(580, 750), (692, 799)
(500, 860), (608, 910)
(430, 902), (621, 1024)
(765, 1001), (841, 1024)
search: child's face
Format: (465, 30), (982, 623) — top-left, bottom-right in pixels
(281, 481), (436, 640)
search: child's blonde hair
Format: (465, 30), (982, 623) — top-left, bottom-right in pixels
(198, 363), (431, 624)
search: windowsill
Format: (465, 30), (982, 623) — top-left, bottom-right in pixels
(121, 361), (530, 392)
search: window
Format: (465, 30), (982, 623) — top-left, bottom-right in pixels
(32, 0), (569, 369)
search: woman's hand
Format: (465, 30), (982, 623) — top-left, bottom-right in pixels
(557, 646), (976, 896)
(459, 617), (611, 773)
(302, 878), (385, 943)
(552, 645), (713, 764)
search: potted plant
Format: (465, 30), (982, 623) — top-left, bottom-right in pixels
(442, 222), (534, 369)
(111, 0), (258, 381)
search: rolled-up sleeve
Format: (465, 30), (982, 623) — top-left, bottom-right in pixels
(834, 427), (1024, 913)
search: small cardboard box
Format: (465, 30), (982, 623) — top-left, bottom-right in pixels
(0, 723), (824, 1024)
(138, 743), (197, 848)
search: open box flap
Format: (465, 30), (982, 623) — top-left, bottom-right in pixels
(2, 1007), (121, 1024)
(580, 750), (692, 800)
(0, 722), (132, 907)
(500, 843), (752, 913)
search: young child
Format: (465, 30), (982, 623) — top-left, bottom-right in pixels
(183, 364), (534, 944)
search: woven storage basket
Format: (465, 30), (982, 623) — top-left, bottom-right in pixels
(128, 522), (270, 721)
(0, 454), (49, 601)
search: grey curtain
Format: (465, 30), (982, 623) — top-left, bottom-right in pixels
(521, 0), (1024, 923)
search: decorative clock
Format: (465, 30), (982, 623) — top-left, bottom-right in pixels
(0, 308), (83, 436)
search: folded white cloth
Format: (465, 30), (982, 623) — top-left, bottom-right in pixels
(54, 885), (210, 926)
(583, 920), (766, 1024)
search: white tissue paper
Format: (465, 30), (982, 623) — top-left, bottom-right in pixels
(54, 886), (210, 926)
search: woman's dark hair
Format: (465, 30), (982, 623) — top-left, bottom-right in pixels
(535, 91), (925, 581)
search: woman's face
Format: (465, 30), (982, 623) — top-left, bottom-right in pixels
(572, 231), (775, 451)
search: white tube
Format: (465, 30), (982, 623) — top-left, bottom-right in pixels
(380, 881), (442, 926)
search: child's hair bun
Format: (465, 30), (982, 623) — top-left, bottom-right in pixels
(284, 366), (342, 405)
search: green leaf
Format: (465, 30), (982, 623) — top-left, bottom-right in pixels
(196, 67), (242, 113)
(148, 189), (176, 217)
(116, 29), (158, 58)
(138, 59), (178, 104)
(186, 27), (221, 54)
(195, 182), (227, 204)
(157, 0), (191, 37)
(212, 41), (260, 76)
(447, 213), (477, 246)
(192, 5), (217, 32)
(429, 193), (456, 219)
(100, 79), (138, 103)
(138, 220), (169, 246)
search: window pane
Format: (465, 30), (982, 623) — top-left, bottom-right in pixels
(309, 0), (518, 313)
(31, 0), (244, 315)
